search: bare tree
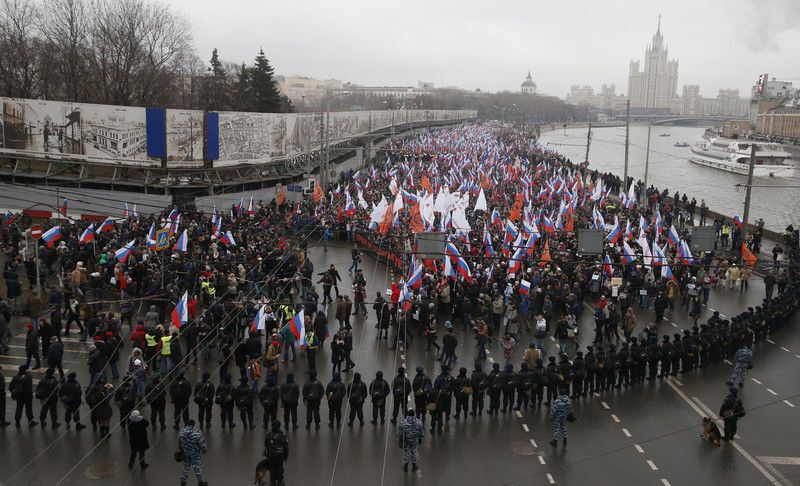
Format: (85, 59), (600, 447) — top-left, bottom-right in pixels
(38, 0), (92, 101)
(0, 0), (41, 98)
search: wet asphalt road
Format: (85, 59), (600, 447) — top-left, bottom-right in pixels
(1, 243), (799, 486)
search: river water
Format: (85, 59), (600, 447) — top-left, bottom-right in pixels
(539, 125), (800, 231)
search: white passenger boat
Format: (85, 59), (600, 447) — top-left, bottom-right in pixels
(689, 138), (795, 178)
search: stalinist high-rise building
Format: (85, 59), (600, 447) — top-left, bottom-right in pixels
(627, 16), (679, 114)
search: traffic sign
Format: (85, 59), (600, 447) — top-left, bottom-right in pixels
(155, 228), (170, 251)
(29, 225), (43, 240)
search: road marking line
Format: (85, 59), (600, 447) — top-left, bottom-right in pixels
(751, 378), (762, 385)
(550, 336), (556, 342)
(400, 354), (405, 360)
(538, 455), (546, 465)
(670, 322), (678, 327)
(546, 473), (555, 484)
(522, 424), (530, 432)
(719, 314), (726, 318)
(593, 392), (600, 397)
(757, 456), (800, 466)
(601, 401), (610, 410)
(488, 357), (495, 363)
(611, 414), (620, 423)
(485, 350), (491, 355)
(784, 400), (795, 408)
(622, 428), (632, 437)
(724, 359), (732, 365)
(767, 339), (776, 344)
(647, 460), (658, 471)
(661, 479), (672, 486)
(665, 381), (779, 484)
(634, 444), (644, 453)
(670, 377), (683, 386)
(530, 438), (537, 448)
(766, 388), (778, 396)
(795, 354), (800, 359)
(516, 410), (523, 418)
(780, 346), (790, 352)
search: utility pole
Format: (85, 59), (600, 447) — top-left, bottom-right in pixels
(642, 125), (651, 205)
(741, 143), (757, 239)
(623, 99), (630, 185)
(318, 111), (325, 187)
(584, 122), (592, 163)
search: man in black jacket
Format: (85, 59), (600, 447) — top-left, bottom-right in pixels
(720, 387), (746, 441)
(36, 367), (60, 428)
(59, 371), (85, 429)
(0, 365), (10, 426)
(215, 374), (235, 429)
(233, 377), (255, 430)
(469, 363), (487, 416)
(259, 376), (280, 429)
(369, 370), (390, 425)
(10, 365), (38, 427)
(170, 371), (192, 430)
(280, 373), (299, 430)
(145, 373), (167, 430)
(194, 372), (215, 428)
(302, 371), (324, 429)
(347, 372), (368, 426)
(389, 367), (410, 424)
(326, 373), (347, 428)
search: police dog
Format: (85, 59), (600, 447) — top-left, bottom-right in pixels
(254, 459), (270, 485)
(701, 417), (721, 446)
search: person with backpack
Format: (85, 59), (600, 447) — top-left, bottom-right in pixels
(368, 370), (390, 425)
(10, 364), (37, 427)
(234, 376), (255, 430)
(194, 372), (215, 428)
(127, 410), (150, 471)
(279, 373), (300, 430)
(411, 367), (432, 423)
(453, 367), (472, 419)
(346, 372), (368, 426)
(469, 363), (487, 416)
(533, 315), (547, 351)
(389, 367), (411, 424)
(259, 376), (280, 429)
(35, 367), (60, 428)
(301, 370), (324, 429)
(170, 371), (192, 430)
(264, 420), (289, 485)
(215, 374), (235, 429)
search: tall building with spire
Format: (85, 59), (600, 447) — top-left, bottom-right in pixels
(627, 15), (679, 113)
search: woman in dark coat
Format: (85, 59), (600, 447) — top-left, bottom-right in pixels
(127, 409), (150, 470)
(87, 373), (114, 437)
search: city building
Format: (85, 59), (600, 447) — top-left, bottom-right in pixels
(627, 16), (679, 114)
(681, 85), (702, 116)
(85, 121), (146, 157)
(757, 96), (800, 141)
(276, 75), (343, 108)
(520, 71), (537, 95)
(699, 89), (750, 117)
(752, 75), (795, 100)
(565, 85), (595, 106)
(721, 119), (751, 138)
(597, 84), (617, 110)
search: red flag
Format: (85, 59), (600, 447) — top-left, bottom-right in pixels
(277, 185), (285, 205)
(509, 193), (524, 222)
(421, 176), (433, 194)
(741, 243), (757, 268)
(564, 206), (574, 233)
(379, 202), (394, 235)
(312, 180), (324, 203)
(539, 239), (552, 268)
(409, 203), (423, 233)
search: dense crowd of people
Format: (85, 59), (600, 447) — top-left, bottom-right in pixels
(0, 123), (798, 484)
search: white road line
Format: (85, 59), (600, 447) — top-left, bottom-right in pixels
(767, 339), (776, 344)
(757, 456), (800, 466)
(522, 424), (530, 432)
(665, 380), (779, 484)
(622, 428), (632, 437)
(611, 414), (620, 423)
(661, 479), (672, 486)
(724, 359), (732, 365)
(670, 377), (684, 387)
(766, 388), (778, 396)
(708, 307), (716, 313)
(549, 336), (556, 342)
(516, 410), (523, 418)
(488, 357), (495, 363)
(601, 401), (610, 410)
(670, 322), (678, 327)
(783, 400), (795, 408)
(485, 350), (491, 355)
(546, 473), (555, 484)
(751, 378), (762, 385)
(719, 314), (726, 318)
(647, 460), (658, 471)
(530, 438), (537, 448)
(400, 355), (405, 360)
(780, 346), (790, 352)
(593, 392), (601, 397)
(538, 455), (546, 465)
(634, 444), (644, 453)
(795, 354), (800, 359)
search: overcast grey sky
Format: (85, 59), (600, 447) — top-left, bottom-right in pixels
(169, 0), (800, 98)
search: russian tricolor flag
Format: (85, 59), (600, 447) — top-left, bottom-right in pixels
(171, 291), (188, 329)
(606, 217), (621, 244)
(667, 225), (680, 247)
(3, 210), (12, 226)
(519, 279), (530, 296)
(42, 226), (62, 248)
(250, 305), (266, 334)
(146, 223), (157, 250)
(733, 214), (743, 229)
(456, 257), (471, 281)
(407, 264), (424, 289)
(173, 229), (188, 252)
(96, 218), (114, 233)
(60, 198), (69, 216)
(289, 310), (306, 345)
(79, 224), (95, 244)
(622, 240), (637, 264)
(114, 239), (136, 263)
(220, 231), (236, 246)
(603, 254), (614, 276)
(483, 227), (495, 257)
